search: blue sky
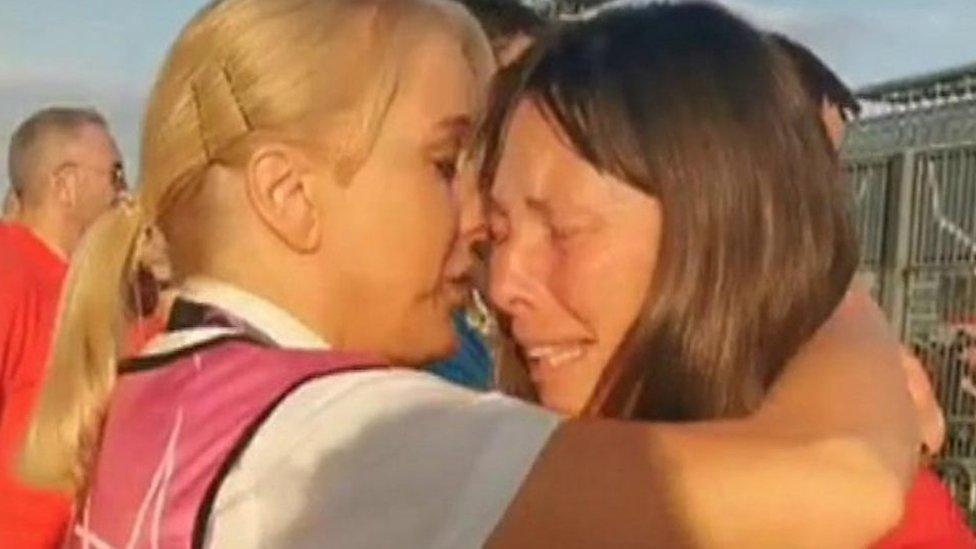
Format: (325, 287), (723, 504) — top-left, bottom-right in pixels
(1, 0), (975, 192)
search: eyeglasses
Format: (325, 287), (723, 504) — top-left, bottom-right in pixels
(62, 161), (128, 193)
(110, 163), (128, 193)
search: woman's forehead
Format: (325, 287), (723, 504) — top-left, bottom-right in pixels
(387, 28), (485, 133)
(491, 103), (647, 215)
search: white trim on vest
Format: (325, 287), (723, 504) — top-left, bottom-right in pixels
(142, 277), (332, 355)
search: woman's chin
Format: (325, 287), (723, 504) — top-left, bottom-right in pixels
(538, 391), (587, 417)
(389, 324), (457, 367)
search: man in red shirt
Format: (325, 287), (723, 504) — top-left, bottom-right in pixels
(0, 107), (124, 548)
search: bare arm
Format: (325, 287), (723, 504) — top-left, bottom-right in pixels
(489, 293), (919, 548)
(901, 347), (944, 455)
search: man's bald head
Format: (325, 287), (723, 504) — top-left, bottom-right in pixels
(7, 107), (124, 256)
(8, 107), (110, 205)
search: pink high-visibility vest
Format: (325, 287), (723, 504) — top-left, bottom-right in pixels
(69, 302), (382, 549)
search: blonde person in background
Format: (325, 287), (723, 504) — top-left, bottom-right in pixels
(22, 0), (918, 547)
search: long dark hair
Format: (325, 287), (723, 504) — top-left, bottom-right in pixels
(480, 2), (859, 421)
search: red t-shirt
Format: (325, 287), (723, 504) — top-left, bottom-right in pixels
(0, 223), (71, 548)
(874, 468), (976, 548)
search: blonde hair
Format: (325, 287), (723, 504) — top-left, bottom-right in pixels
(21, 0), (493, 493)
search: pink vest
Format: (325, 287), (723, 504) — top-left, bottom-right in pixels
(69, 335), (381, 549)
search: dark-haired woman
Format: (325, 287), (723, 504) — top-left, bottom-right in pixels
(483, 3), (974, 546)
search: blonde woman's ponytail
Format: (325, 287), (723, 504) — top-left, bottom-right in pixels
(19, 202), (149, 493)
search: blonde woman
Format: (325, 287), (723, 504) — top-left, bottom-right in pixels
(22, 0), (918, 547)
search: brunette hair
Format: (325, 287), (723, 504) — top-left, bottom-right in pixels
(481, 2), (859, 420)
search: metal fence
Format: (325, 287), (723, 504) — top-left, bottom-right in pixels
(845, 142), (976, 522)
(847, 156), (896, 300)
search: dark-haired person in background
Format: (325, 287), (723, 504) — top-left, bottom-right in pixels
(771, 33), (862, 148)
(772, 34), (945, 454)
(773, 32), (974, 549)
(456, 0), (545, 63)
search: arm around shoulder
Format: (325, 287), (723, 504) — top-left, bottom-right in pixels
(488, 294), (917, 548)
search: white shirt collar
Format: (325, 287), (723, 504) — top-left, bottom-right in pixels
(144, 276), (330, 355)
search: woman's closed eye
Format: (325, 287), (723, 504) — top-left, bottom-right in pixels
(548, 208), (603, 243)
(426, 115), (471, 184)
(551, 224), (583, 241)
(550, 217), (600, 243)
(434, 156), (459, 182)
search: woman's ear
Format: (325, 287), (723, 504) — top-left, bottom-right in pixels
(244, 145), (323, 253)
